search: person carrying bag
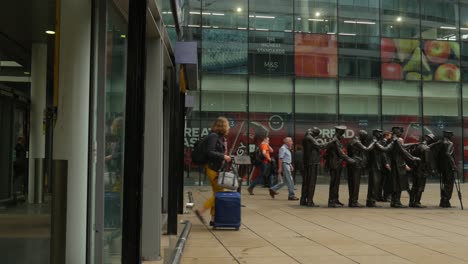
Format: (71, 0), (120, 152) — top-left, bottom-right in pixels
(194, 117), (232, 226)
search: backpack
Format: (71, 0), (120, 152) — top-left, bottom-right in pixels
(252, 146), (264, 166)
(191, 136), (209, 165)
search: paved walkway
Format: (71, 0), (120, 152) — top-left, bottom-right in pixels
(180, 183), (468, 264)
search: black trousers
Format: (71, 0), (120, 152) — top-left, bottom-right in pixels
(347, 166), (363, 204)
(301, 164), (319, 203)
(367, 168), (382, 203)
(441, 169), (454, 203)
(328, 167), (342, 204)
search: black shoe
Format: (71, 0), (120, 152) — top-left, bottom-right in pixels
(328, 203), (339, 208)
(300, 198), (308, 206)
(366, 201), (381, 208)
(307, 202), (319, 207)
(247, 187), (254, 195)
(391, 203), (407, 208)
(413, 203), (426, 208)
(349, 202), (365, 208)
(209, 221), (214, 226)
(288, 196), (299, 201)
(336, 200), (344, 206)
(269, 189), (276, 199)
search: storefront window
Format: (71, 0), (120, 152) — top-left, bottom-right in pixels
(295, 78), (337, 121)
(382, 81), (420, 123)
(295, 33), (338, 78)
(249, 76), (293, 113)
(249, 31), (294, 75)
(103, 2), (127, 261)
(200, 75), (247, 113)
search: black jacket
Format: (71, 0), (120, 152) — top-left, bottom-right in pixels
(325, 136), (354, 170)
(368, 138), (392, 170)
(206, 132), (226, 171)
(302, 133), (333, 165)
(347, 138), (375, 169)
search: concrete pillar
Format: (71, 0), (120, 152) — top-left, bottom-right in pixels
(52, 0), (91, 262)
(28, 43), (47, 203)
(142, 37), (164, 260)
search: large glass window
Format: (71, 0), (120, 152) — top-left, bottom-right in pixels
(200, 75), (247, 113)
(249, 76), (293, 113)
(201, 0), (248, 29)
(294, 0), (337, 34)
(339, 79), (379, 131)
(380, 0), (420, 38)
(420, 0), (459, 40)
(295, 78), (337, 120)
(202, 29), (248, 74)
(338, 0), (379, 36)
(381, 38), (424, 81)
(423, 82), (460, 120)
(249, 31), (294, 75)
(339, 36), (380, 78)
(103, 3), (128, 262)
(249, 0), (293, 31)
(295, 33), (338, 77)
(382, 81), (420, 122)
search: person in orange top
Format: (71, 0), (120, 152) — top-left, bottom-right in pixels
(247, 136), (274, 195)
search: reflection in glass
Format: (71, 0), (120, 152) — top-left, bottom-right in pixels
(382, 81), (420, 123)
(249, 76), (293, 113)
(249, 0), (293, 31)
(201, 75), (247, 112)
(201, 0), (248, 29)
(381, 38), (424, 81)
(420, 0), (458, 40)
(294, 0), (337, 34)
(339, 79), (379, 123)
(295, 78), (337, 120)
(423, 82), (460, 119)
(103, 4), (127, 261)
(295, 33), (337, 77)
(421, 40), (460, 82)
(249, 31), (294, 75)
(380, 0), (420, 38)
(339, 36), (380, 78)
(202, 29), (248, 74)
(338, 0), (379, 36)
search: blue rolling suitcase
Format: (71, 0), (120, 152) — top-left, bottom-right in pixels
(214, 191), (241, 230)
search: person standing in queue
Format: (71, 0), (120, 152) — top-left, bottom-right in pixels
(439, 130), (457, 208)
(389, 127), (420, 208)
(194, 117), (231, 225)
(324, 126), (356, 208)
(301, 127), (335, 207)
(347, 130), (375, 207)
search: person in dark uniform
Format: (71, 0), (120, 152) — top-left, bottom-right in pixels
(380, 131), (394, 202)
(366, 129), (393, 207)
(389, 127), (420, 208)
(347, 130), (375, 207)
(439, 130), (457, 208)
(325, 126), (356, 208)
(301, 127), (334, 207)
(409, 134), (436, 208)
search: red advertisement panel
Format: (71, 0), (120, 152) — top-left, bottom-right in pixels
(295, 33), (337, 78)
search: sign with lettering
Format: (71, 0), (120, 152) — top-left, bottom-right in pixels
(249, 31), (293, 75)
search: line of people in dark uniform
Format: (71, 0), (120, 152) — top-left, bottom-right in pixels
(301, 125), (457, 208)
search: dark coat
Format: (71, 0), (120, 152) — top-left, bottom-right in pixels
(325, 136), (354, 170)
(368, 139), (392, 170)
(439, 138), (456, 173)
(303, 133), (332, 165)
(347, 138), (374, 169)
(206, 132), (226, 171)
(390, 137), (419, 191)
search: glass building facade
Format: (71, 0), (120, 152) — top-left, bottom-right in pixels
(167, 0), (468, 184)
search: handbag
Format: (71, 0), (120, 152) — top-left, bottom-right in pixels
(217, 162), (239, 190)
